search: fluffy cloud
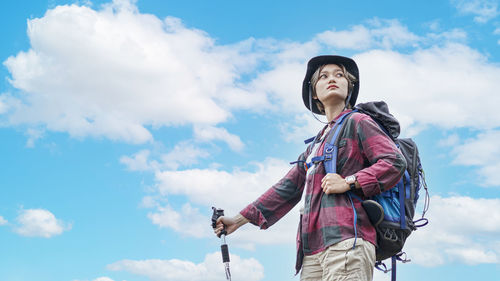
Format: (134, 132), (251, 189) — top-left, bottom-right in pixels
(405, 196), (500, 266)
(14, 208), (71, 238)
(3, 0), (264, 144)
(450, 130), (500, 186)
(452, 0), (499, 23)
(108, 252), (264, 281)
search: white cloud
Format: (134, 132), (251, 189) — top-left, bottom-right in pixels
(14, 208), (71, 238)
(120, 142), (211, 172)
(3, 0), (264, 144)
(450, 130), (500, 186)
(193, 126), (244, 152)
(279, 113), (326, 142)
(426, 28), (468, 43)
(404, 195), (500, 266)
(249, 61), (307, 114)
(315, 19), (420, 50)
(108, 252), (264, 281)
(160, 142), (211, 169)
(355, 44), (500, 134)
(452, 0), (499, 23)
(120, 149), (153, 171)
(25, 128), (44, 148)
(438, 133), (460, 147)
(0, 95), (8, 114)
(148, 203), (209, 238)
(153, 158), (290, 209)
(93, 278), (115, 281)
(72, 277), (116, 281)
(0, 216), (7, 225)
(451, 130), (500, 166)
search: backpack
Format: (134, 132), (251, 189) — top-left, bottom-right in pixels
(302, 101), (429, 280)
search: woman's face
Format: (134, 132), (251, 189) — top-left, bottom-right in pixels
(314, 64), (349, 106)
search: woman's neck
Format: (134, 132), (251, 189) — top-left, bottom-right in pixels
(324, 102), (347, 123)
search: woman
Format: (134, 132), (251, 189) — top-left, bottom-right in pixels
(214, 55), (406, 281)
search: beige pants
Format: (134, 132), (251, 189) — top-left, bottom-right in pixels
(300, 238), (376, 281)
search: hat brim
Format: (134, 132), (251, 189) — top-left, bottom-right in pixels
(302, 55), (359, 115)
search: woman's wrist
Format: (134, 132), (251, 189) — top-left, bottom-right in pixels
(233, 213), (249, 227)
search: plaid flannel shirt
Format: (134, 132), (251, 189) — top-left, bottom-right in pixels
(240, 109), (407, 273)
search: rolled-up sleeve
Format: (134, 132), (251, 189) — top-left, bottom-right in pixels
(353, 115), (407, 197)
(240, 153), (307, 229)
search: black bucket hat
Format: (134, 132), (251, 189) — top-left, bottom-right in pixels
(302, 55), (360, 115)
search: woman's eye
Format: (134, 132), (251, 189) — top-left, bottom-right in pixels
(336, 72), (344, 77)
(320, 74), (327, 79)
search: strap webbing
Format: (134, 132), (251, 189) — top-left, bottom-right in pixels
(304, 136), (316, 145)
(323, 110), (356, 174)
(391, 256), (397, 281)
(398, 180), (406, 229)
(347, 192), (358, 249)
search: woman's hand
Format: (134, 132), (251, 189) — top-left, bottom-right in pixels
(214, 214), (249, 237)
(321, 173), (349, 194)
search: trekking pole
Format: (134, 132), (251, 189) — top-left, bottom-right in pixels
(211, 207), (231, 281)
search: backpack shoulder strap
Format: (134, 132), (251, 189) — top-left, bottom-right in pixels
(323, 110), (357, 174)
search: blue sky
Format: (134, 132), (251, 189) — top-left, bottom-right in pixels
(1, 0), (500, 280)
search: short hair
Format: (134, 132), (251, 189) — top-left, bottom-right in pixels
(310, 64), (357, 112)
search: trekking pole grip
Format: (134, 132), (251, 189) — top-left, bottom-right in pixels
(221, 244), (230, 263)
(211, 206), (227, 237)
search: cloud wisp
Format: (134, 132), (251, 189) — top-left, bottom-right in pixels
(0, 215), (7, 225)
(452, 0), (499, 23)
